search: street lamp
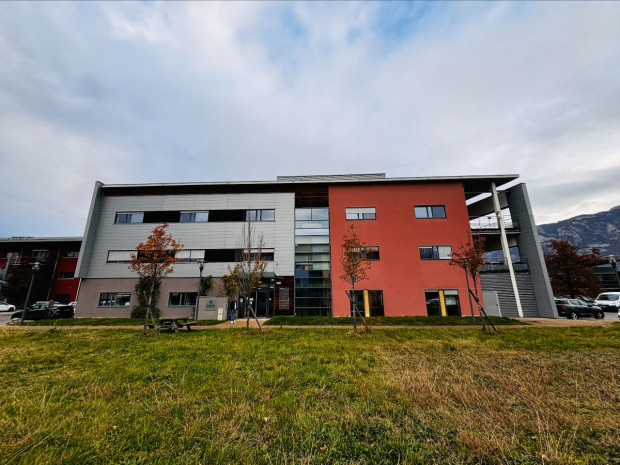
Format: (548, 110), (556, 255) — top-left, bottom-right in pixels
(608, 255), (620, 292)
(20, 261), (40, 325)
(195, 259), (205, 321)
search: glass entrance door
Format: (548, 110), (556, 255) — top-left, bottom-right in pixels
(254, 288), (270, 317)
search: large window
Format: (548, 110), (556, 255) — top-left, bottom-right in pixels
(107, 250), (134, 263)
(350, 290), (384, 317)
(169, 292), (198, 307)
(175, 250), (206, 262)
(346, 207), (376, 220)
(419, 245), (452, 260)
(246, 209), (275, 221)
(425, 290), (460, 316)
(114, 212), (144, 224)
(363, 246), (380, 260)
(180, 211), (209, 223)
(415, 205), (446, 219)
(98, 292), (131, 307)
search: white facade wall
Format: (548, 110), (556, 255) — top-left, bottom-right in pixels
(79, 192), (295, 279)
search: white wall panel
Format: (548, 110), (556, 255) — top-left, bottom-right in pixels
(83, 192), (295, 278)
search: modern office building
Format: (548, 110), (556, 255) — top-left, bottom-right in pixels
(75, 174), (557, 319)
(0, 236), (82, 306)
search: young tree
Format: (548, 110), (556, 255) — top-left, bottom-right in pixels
(218, 273), (239, 299)
(128, 223), (184, 329)
(339, 225), (371, 333)
(230, 222), (268, 331)
(449, 234), (497, 332)
(544, 239), (604, 298)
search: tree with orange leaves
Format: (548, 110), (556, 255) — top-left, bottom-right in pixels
(129, 223), (183, 326)
(339, 225), (371, 333)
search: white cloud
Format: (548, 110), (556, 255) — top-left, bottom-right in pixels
(0, 1), (618, 235)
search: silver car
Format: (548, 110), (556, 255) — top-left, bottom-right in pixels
(0, 301), (16, 312)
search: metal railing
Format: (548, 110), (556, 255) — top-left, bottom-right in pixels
(470, 215), (519, 230)
(480, 258), (528, 273)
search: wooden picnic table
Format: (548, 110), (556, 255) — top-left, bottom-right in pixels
(157, 317), (196, 333)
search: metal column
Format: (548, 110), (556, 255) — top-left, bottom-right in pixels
(491, 182), (523, 317)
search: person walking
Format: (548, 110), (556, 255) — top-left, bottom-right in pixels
(229, 297), (238, 324)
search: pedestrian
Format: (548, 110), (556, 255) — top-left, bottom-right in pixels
(229, 297), (238, 324)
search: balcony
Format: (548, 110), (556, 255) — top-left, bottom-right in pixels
(470, 215), (519, 233)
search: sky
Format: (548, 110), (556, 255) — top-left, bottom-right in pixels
(1, 1), (619, 237)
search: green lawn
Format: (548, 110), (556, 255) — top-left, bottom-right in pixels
(264, 315), (526, 326)
(1, 325), (619, 464)
(20, 318), (223, 327)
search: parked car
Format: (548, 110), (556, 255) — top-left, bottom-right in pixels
(594, 292), (620, 312)
(0, 301), (16, 312)
(555, 298), (604, 319)
(9, 302), (74, 322)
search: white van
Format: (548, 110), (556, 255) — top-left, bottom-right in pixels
(594, 292), (620, 314)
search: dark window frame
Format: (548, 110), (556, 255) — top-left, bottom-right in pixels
(98, 292), (132, 307)
(419, 245), (452, 260)
(414, 205), (446, 219)
(168, 292), (198, 307)
(345, 207), (377, 221)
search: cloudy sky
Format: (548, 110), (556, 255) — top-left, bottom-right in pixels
(1, 1), (619, 237)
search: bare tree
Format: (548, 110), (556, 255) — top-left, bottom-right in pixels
(230, 222), (268, 331)
(339, 225), (371, 333)
(449, 234), (496, 332)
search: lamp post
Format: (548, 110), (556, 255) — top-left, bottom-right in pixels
(20, 261), (40, 325)
(195, 259), (204, 321)
(609, 255), (620, 292)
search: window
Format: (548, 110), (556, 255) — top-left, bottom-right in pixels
(419, 245), (452, 260)
(350, 290), (384, 317)
(65, 251), (80, 258)
(98, 292), (131, 307)
(32, 250), (49, 261)
(363, 246), (380, 260)
(175, 250), (206, 262)
(115, 212), (144, 224)
(415, 205), (446, 219)
(169, 292), (197, 307)
(180, 211), (209, 223)
(59, 271), (74, 279)
(425, 290), (460, 316)
(107, 250), (134, 263)
(345, 207), (376, 220)
(246, 209), (275, 221)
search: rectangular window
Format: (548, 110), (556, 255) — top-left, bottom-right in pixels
(114, 212), (144, 224)
(65, 251), (80, 258)
(363, 246), (380, 261)
(180, 211), (209, 223)
(415, 205), (446, 219)
(419, 245), (452, 260)
(32, 250), (49, 261)
(350, 290), (384, 317)
(246, 209), (275, 221)
(425, 290), (460, 316)
(98, 292), (131, 307)
(59, 271), (75, 279)
(169, 292), (198, 307)
(345, 207), (376, 220)
(107, 250), (134, 263)
(175, 250), (206, 262)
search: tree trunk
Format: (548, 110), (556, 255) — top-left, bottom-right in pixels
(352, 281), (357, 333)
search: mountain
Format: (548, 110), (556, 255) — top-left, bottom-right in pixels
(537, 205), (620, 256)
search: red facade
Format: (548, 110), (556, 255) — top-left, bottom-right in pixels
(329, 182), (480, 317)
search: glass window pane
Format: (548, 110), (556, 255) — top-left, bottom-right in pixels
(414, 206), (428, 218)
(311, 209), (329, 220)
(362, 213), (376, 220)
(432, 206), (446, 218)
(345, 213), (358, 220)
(260, 210), (275, 221)
(180, 212), (192, 222)
(425, 291), (441, 316)
(419, 247), (434, 260)
(295, 209), (312, 220)
(438, 246), (452, 259)
(195, 212), (209, 222)
(130, 213), (144, 223)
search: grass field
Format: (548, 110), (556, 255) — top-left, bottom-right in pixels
(264, 315), (526, 326)
(1, 325), (619, 464)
